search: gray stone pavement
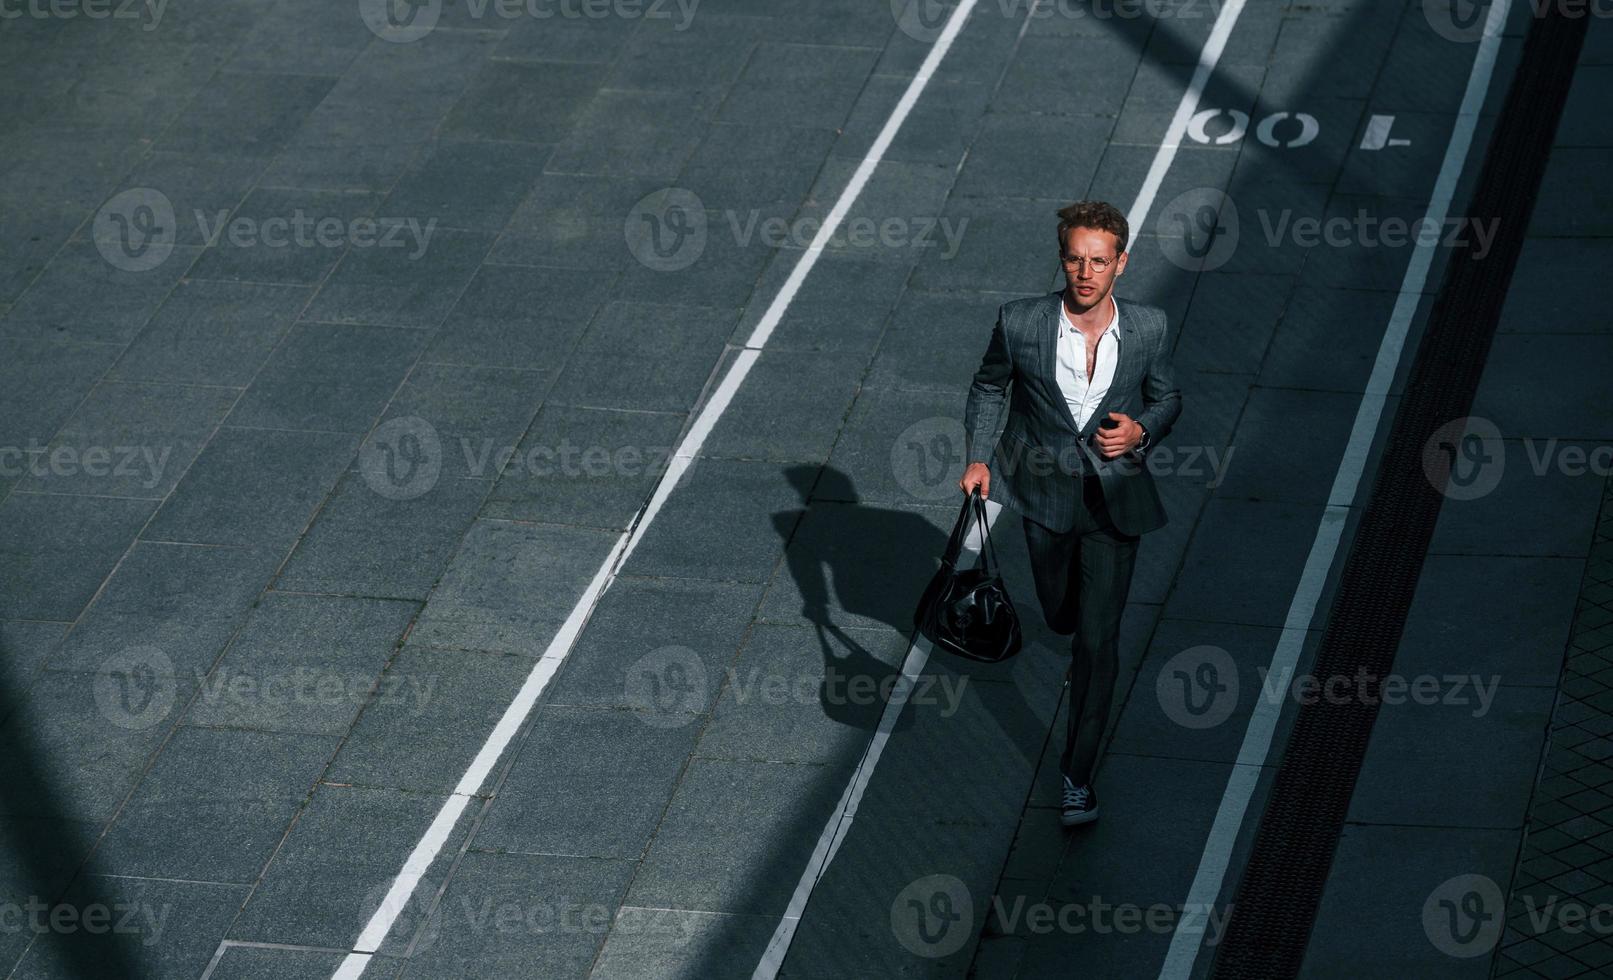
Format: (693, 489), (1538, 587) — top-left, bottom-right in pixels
(0, 0), (1603, 978)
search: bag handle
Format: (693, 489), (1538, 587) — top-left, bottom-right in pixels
(939, 487), (978, 569)
(969, 490), (1003, 576)
(943, 487), (1003, 575)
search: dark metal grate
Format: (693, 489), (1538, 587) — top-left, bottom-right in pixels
(1208, 6), (1592, 978)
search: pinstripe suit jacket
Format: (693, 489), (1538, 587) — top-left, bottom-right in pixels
(963, 290), (1182, 536)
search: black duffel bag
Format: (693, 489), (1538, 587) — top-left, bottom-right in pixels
(913, 487), (1022, 663)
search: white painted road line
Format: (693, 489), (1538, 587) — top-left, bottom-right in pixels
(328, 1), (990, 977)
(1124, 0), (1249, 237)
(1156, 1), (1516, 976)
(752, 2), (1251, 976)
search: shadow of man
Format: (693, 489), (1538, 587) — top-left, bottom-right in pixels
(768, 463), (1060, 755)
(770, 465), (949, 732)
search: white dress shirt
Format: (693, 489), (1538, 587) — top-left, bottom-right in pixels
(1056, 293), (1120, 430)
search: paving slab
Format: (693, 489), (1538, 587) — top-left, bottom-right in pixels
(9, 874), (249, 980)
(1, 241), (203, 346)
(108, 279), (313, 388)
(863, 289), (1012, 394)
(701, 351), (868, 463)
(715, 42), (880, 129)
(472, 705), (702, 862)
(613, 457), (810, 584)
(1300, 825), (1520, 979)
(1470, 334), (1613, 441)
(753, 496), (961, 633)
(96, 151), (271, 248)
(275, 474), (491, 601)
(207, 945), (352, 980)
(0, 335), (122, 454)
(542, 573), (762, 721)
(183, 592), (418, 736)
(0, 492), (155, 621)
(298, 229), (495, 330)
(1427, 440), (1607, 559)
(421, 265), (610, 368)
(324, 644), (535, 796)
(397, 850), (635, 979)
(441, 61), (608, 144)
(831, 73), (994, 169)
(47, 540), (280, 677)
(151, 71), (335, 160)
(1161, 496), (1330, 629)
(488, 173), (666, 272)
(731, 250), (913, 355)
(1214, 387), (1379, 505)
(380, 140), (552, 234)
(228, 784), (477, 956)
(185, 187), (382, 285)
(143, 426), (360, 548)
(1345, 683), (1557, 829)
(407, 518), (620, 656)
(696, 624), (913, 766)
(621, 756), (854, 917)
(547, 301), (737, 413)
(0, 667), (197, 823)
(678, 123), (839, 216)
(546, 87), (719, 179)
(15, 380), (236, 499)
(590, 909), (776, 980)
(95, 726), (339, 882)
(480, 404), (687, 531)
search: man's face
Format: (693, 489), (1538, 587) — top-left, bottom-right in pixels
(1060, 226), (1127, 312)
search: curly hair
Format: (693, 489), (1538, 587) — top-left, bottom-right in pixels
(1055, 201), (1129, 255)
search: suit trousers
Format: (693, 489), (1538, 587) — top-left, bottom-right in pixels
(1021, 472), (1140, 786)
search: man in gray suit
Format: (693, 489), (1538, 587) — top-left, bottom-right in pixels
(959, 200), (1181, 827)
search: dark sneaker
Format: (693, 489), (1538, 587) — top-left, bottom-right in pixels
(1061, 777), (1098, 826)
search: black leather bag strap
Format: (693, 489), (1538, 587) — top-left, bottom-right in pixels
(969, 491), (1003, 577)
(938, 489), (978, 569)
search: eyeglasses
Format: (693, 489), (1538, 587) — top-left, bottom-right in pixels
(1060, 254), (1113, 273)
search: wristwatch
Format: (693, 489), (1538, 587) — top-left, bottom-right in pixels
(1135, 422), (1151, 453)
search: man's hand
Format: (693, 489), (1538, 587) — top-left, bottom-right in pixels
(1094, 411), (1144, 459)
(959, 461), (991, 498)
